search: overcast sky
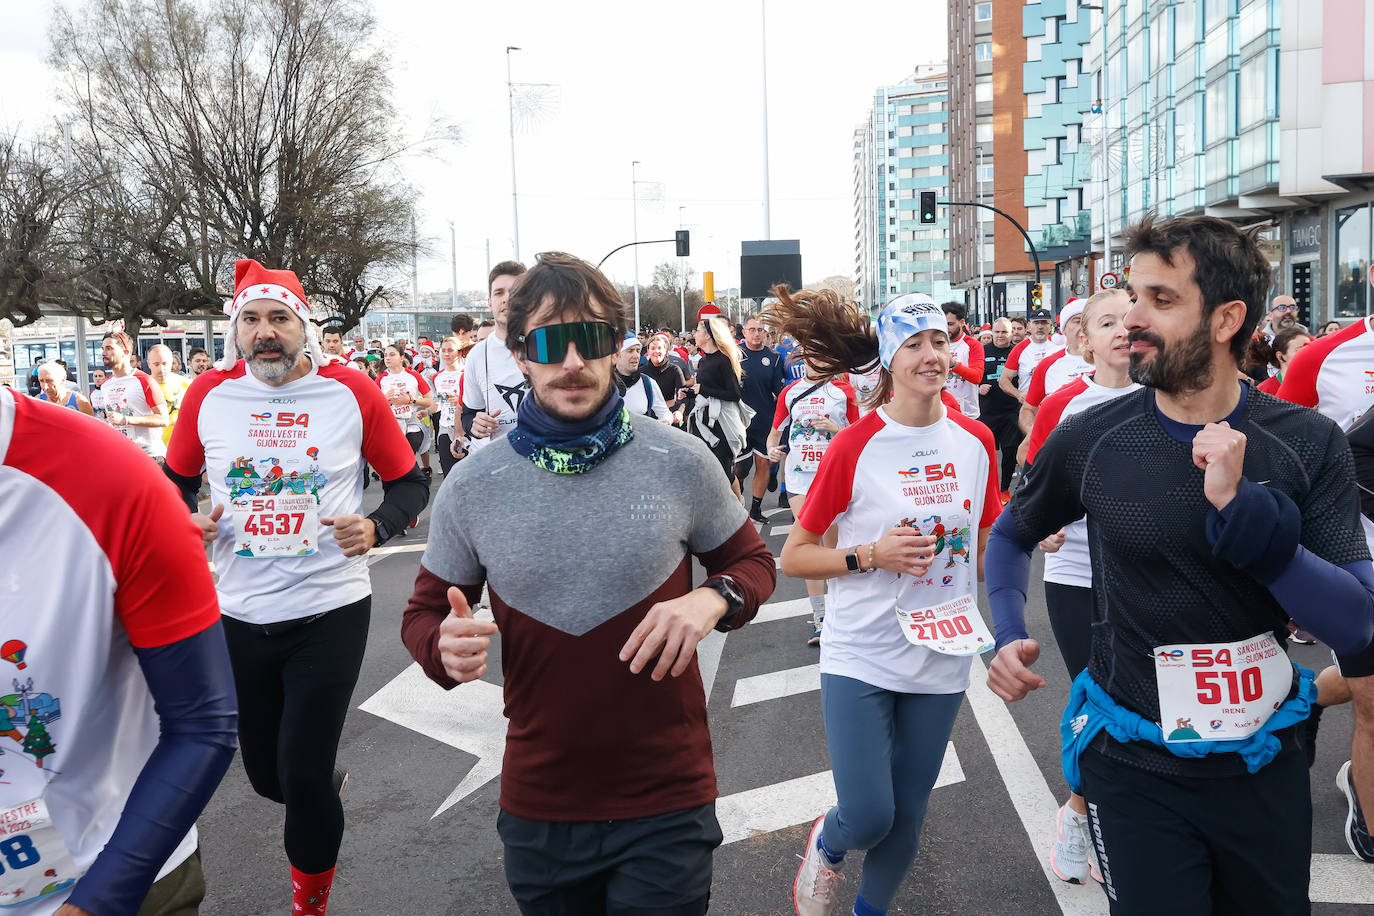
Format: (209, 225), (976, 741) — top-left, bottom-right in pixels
(1, 0), (946, 299)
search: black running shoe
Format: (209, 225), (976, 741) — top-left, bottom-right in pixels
(778, 490), (789, 510)
(749, 507), (768, 524)
(1339, 761), (1374, 861)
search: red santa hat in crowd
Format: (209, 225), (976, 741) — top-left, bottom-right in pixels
(697, 303), (723, 323)
(221, 259), (325, 371)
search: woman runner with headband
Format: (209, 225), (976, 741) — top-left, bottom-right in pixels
(771, 292), (1001, 916)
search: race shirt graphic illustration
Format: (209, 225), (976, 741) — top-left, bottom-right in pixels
(225, 451), (327, 558)
(0, 644), (82, 908)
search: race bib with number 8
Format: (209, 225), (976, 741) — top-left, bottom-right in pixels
(895, 594), (993, 656)
(232, 493), (319, 557)
(0, 797), (81, 909)
(1153, 632), (1293, 743)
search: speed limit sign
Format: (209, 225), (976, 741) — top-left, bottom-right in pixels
(1099, 272), (1120, 290)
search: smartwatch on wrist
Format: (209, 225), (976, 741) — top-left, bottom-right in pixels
(704, 575), (745, 629)
(844, 548), (861, 573)
(369, 515), (395, 547)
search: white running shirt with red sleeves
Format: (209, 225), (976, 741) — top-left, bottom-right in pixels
(1004, 338), (1061, 396)
(945, 335), (985, 419)
(432, 368), (464, 434)
(798, 406), (1001, 693)
(1276, 315), (1374, 431)
(378, 368), (432, 434)
(1024, 376), (1141, 588)
(771, 377), (860, 496)
(1025, 349), (1093, 408)
(166, 360), (417, 624)
(0, 390), (220, 912)
(100, 370), (168, 458)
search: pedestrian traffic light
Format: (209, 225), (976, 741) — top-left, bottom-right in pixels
(919, 191), (937, 224)
(1031, 284), (1043, 308)
(675, 229), (690, 258)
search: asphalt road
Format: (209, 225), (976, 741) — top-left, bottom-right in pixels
(195, 471), (1374, 915)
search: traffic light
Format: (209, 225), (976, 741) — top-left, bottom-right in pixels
(675, 229), (690, 258)
(1030, 284), (1044, 309)
(919, 191), (937, 224)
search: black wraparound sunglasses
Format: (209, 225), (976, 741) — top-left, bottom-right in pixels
(516, 320), (619, 364)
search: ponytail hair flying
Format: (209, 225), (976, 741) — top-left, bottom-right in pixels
(763, 284), (890, 410)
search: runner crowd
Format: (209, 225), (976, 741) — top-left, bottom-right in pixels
(6, 213), (1374, 916)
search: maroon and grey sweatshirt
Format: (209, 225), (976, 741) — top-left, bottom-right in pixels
(402, 415), (776, 822)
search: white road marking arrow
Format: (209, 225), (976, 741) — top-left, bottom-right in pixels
(357, 663), (507, 819)
(716, 742), (964, 845)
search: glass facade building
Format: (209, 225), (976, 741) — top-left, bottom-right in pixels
(1022, 2), (1094, 272)
(1085, 0), (1281, 273)
(852, 67), (955, 310)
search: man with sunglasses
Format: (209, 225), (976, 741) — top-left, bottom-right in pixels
(402, 251), (776, 915)
(461, 260), (528, 451)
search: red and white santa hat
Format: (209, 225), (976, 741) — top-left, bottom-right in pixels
(221, 259), (325, 370)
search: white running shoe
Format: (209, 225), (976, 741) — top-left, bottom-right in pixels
(1050, 803), (1092, 884)
(793, 816), (842, 916)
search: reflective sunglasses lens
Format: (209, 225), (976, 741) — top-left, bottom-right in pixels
(525, 322), (617, 363)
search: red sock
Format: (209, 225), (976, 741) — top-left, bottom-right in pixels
(290, 864), (335, 915)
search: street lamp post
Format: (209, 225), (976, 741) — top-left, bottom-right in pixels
(449, 221), (458, 312)
(976, 145), (986, 318)
(506, 46), (522, 261)
(632, 160), (641, 333)
(760, 0), (772, 240)
(1081, 3), (1111, 272)
(678, 206), (687, 334)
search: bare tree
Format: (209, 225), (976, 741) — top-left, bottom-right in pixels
(47, 0), (443, 334)
(0, 133), (87, 327)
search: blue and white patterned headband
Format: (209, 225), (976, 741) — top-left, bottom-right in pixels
(877, 293), (946, 369)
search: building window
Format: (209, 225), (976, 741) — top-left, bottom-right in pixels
(1336, 205), (1370, 318)
(975, 42), (992, 62)
(975, 81), (993, 102)
(889, 234), (896, 243)
(889, 217), (896, 225)
(976, 123), (994, 142)
(975, 2), (992, 20)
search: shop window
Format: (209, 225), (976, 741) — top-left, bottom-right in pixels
(1336, 205), (1370, 318)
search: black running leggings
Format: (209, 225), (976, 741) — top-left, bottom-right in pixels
(405, 429), (424, 457)
(437, 432), (462, 476)
(1044, 581), (1093, 677)
(221, 597), (370, 874)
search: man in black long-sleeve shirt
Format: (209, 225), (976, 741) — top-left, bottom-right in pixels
(735, 313), (786, 521)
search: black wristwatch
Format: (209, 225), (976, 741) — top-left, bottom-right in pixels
(369, 514), (395, 547)
(844, 548), (861, 573)
(704, 575), (745, 630)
